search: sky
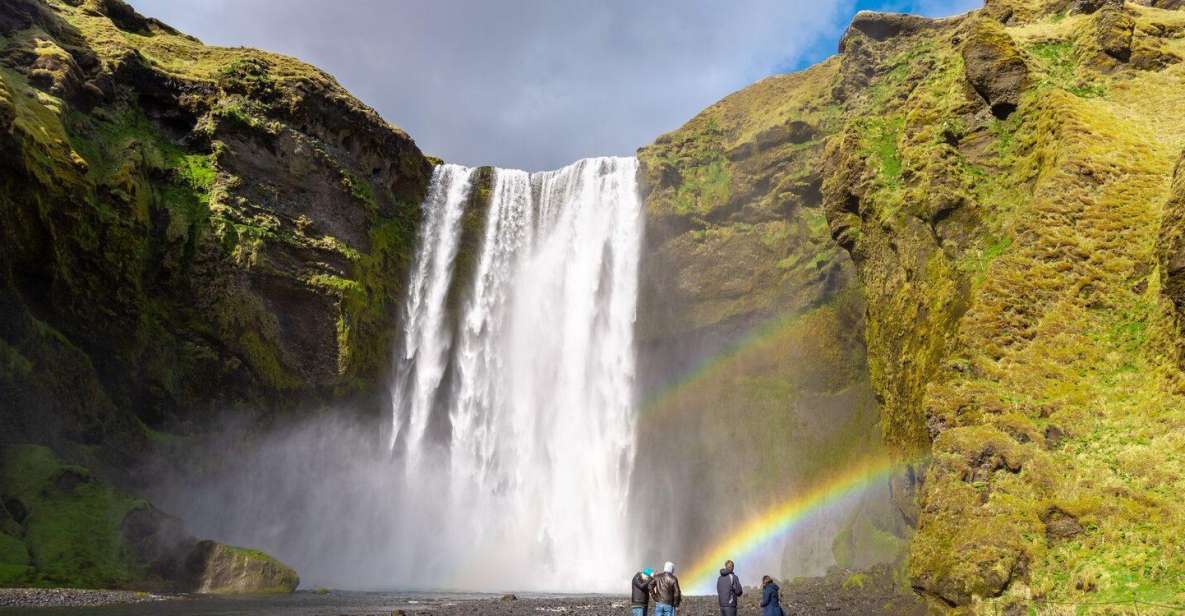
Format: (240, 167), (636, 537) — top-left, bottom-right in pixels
(126, 0), (982, 171)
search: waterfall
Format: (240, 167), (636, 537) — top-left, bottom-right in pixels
(390, 156), (642, 591)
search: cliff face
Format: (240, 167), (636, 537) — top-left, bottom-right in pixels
(820, 0), (1185, 610)
(0, 0), (432, 466)
(0, 0), (431, 589)
(633, 60), (906, 574)
(644, 0), (1185, 609)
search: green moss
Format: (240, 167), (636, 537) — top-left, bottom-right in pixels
(1026, 41), (1106, 98)
(334, 206), (419, 388)
(340, 170), (376, 210)
(818, 8), (1185, 604)
(866, 117), (904, 186)
(204, 543), (299, 594)
(0, 534), (31, 585)
(842, 572), (868, 590)
(673, 155), (732, 216)
(0, 446), (141, 588)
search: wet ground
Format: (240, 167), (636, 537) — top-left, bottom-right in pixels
(0, 567), (928, 615)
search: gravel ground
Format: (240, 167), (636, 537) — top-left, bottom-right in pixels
(0, 567), (927, 615)
(0, 588), (173, 608)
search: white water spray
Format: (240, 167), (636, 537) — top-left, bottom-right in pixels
(391, 157), (642, 591)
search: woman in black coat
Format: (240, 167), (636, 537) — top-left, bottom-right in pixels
(760, 575), (785, 616)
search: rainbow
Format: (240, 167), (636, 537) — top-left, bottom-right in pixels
(635, 310), (814, 425)
(682, 455), (912, 593)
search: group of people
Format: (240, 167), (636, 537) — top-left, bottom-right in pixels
(629, 560), (783, 616)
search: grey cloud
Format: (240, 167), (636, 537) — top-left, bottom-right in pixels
(127, 0), (977, 170)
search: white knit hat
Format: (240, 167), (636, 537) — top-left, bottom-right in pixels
(664, 561), (675, 573)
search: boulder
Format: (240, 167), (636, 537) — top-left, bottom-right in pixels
(185, 540), (299, 594)
(961, 18), (1030, 118)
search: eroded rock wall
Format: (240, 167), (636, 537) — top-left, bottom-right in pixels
(820, 2), (1185, 610)
(0, 0), (432, 468)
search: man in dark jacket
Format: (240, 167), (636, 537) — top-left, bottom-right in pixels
(716, 560), (743, 616)
(650, 561), (682, 616)
(631, 567), (655, 616)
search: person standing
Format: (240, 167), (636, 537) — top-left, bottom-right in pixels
(650, 561), (682, 616)
(760, 575), (785, 616)
(631, 567), (655, 616)
(716, 560), (743, 616)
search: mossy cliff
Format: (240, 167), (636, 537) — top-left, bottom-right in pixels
(0, 0), (432, 455)
(0, 445), (297, 592)
(634, 57), (907, 574)
(0, 0), (431, 589)
(645, 0), (1185, 611)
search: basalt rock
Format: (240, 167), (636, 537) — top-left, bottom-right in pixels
(961, 17), (1030, 118)
(1092, 6), (1136, 64)
(0, 444), (297, 591)
(635, 53), (902, 575)
(840, 11), (943, 52)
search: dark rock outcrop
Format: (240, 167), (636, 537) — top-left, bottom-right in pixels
(1071, 0), (1124, 14)
(840, 11), (943, 51)
(0, 0), (429, 589)
(1093, 5), (1136, 64)
(961, 17), (1030, 118)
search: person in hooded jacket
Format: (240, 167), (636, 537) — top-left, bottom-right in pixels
(649, 561), (682, 616)
(631, 567), (655, 616)
(760, 575), (784, 616)
(716, 560), (743, 616)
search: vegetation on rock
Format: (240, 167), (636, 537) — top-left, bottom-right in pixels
(646, 0), (1185, 610)
(0, 0), (432, 456)
(0, 0), (431, 589)
(635, 54), (906, 576)
(820, 1), (1185, 611)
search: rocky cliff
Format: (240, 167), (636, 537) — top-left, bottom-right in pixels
(643, 0), (1185, 610)
(633, 58), (906, 574)
(826, 1), (1185, 609)
(0, 0), (431, 589)
(0, 0), (431, 459)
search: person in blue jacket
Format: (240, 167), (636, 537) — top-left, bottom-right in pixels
(760, 575), (784, 616)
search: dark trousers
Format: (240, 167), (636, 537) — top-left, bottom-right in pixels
(720, 607), (737, 616)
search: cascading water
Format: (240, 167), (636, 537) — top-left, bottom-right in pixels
(390, 156), (643, 591)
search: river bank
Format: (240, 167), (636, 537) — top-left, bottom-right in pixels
(0, 569), (927, 615)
